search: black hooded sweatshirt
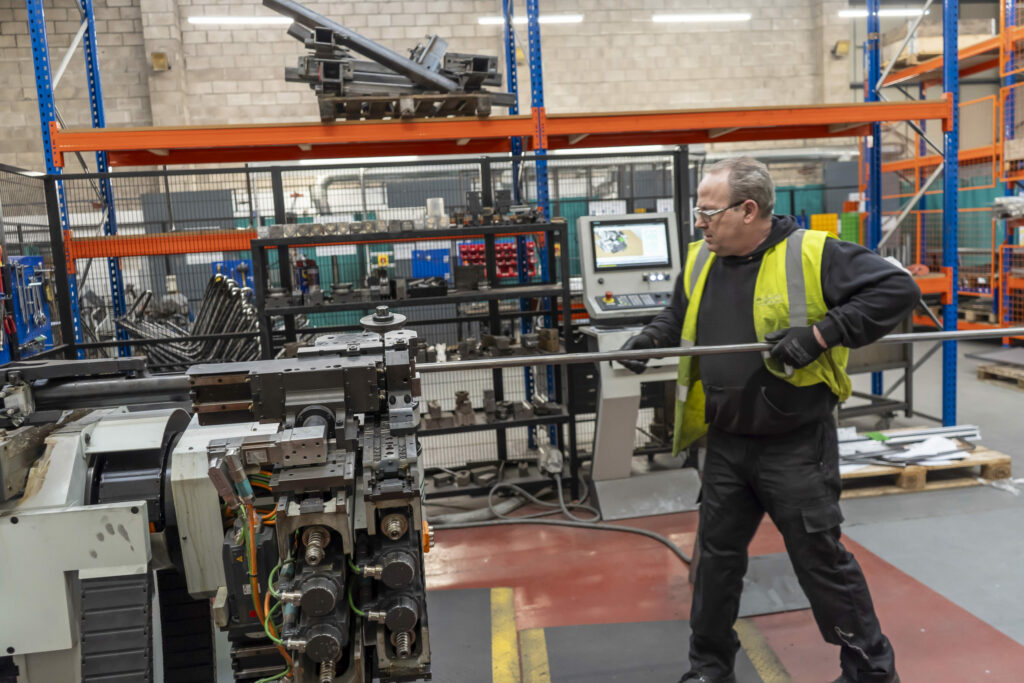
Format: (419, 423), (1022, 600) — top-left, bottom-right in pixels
(641, 215), (921, 436)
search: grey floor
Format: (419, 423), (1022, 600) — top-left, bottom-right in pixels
(841, 340), (1024, 647)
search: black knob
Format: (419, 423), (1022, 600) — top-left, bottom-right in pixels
(385, 595), (420, 633)
(300, 576), (340, 617)
(305, 623), (344, 663)
(380, 551), (417, 589)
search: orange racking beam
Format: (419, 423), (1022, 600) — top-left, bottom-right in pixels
(881, 145), (998, 173)
(881, 27), (1024, 88)
(66, 230), (257, 260)
(49, 100), (951, 168)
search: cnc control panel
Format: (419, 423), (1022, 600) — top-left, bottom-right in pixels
(577, 213), (681, 321)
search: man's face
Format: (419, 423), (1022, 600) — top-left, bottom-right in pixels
(694, 172), (756, 257)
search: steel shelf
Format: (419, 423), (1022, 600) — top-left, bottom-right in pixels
(263, 285), (566, 315)
(417, 410), (569, 436)
(48, 101), (953, 167)
(252, 223), (563, 248)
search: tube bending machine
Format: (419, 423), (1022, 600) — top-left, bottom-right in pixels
(0, 309), (432, 683)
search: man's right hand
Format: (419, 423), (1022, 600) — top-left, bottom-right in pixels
(617, 332), (655, 374)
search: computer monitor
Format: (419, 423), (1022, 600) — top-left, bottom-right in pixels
(590, 216), (672, 271)
(577, 212), (680, 322)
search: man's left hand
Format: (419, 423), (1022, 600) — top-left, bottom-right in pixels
(765, 325), (827, 369)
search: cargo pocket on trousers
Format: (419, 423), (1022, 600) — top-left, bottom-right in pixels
(801, 502), (844, 534)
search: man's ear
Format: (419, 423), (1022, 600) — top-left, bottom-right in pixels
(744, 200), (758, 223)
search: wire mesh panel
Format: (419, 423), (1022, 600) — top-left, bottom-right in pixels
(58, 168), (271, 368)
(489, 154), (677, 277)
(1002, 82), (1024, 182)
(1001, 0), (1024, 78)
(999, 245), (1024, 328)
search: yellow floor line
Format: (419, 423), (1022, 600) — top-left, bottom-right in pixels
(491, 587), (521, 683)
(735, 617), (794, 683)
(519, 628), (552, 683)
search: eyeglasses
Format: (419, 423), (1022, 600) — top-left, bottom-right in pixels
(693, 200), (745, 224)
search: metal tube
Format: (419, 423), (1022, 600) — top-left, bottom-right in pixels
(34, 375), (190, 404)
(262, 0), (460, 92)
(415, 327), (1024, 373)
(53, 19), (89, 90)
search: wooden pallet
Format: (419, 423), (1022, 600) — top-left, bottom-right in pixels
(977, 363), (1024, 389)
(840, 446), (1012, 499)
(960, 308), (998, 324)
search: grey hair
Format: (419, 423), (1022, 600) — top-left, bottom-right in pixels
(706, 157), (775, 219)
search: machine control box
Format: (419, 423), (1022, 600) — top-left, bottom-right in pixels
(595, 290), (672, 311)
(577, 212), (682, 322)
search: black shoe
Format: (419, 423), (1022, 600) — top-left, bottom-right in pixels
(829, 674), (900, 683)
(679, 672), (737, 683)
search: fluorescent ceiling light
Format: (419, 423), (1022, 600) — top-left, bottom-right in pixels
(838, 8), (929, 18)
(652, 13), (752, 23)
(187, 16), (292, 26)
(478, 14), (584, 25)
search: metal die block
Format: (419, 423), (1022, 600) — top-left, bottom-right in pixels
(276, 425), (328, 466)
(269, 454), (354, 493)
(274, 492), (354, 558)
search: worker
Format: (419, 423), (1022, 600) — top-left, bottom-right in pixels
(619, 157), (916, 683)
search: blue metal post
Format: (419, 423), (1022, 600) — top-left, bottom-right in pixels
(502, 0), (522, 201)
(942, 0), (960, 425)
(866, 0), (884, 396)
(525, 0), (557, 443)
(526, 0), (549, 219)
(80, 0), (128, 355)
(26, 0), (85, 355)
(1003, 0), (1016, 332)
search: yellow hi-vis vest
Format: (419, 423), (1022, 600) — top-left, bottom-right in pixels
(672, 229), (852, 456)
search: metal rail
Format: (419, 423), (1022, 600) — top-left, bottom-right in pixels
(415, 327), (1024, 373)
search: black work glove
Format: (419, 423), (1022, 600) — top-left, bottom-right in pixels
(617, 332), (655, 374)
(765, 326), (825, 370)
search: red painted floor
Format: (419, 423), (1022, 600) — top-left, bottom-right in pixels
(426, 510), (1024, 682)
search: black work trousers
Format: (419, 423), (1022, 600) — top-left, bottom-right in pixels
(688, 418), (896, 682)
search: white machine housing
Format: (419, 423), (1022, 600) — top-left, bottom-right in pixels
(576, 212), (681, 322)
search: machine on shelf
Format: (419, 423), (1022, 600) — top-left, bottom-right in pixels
(575, 212), (700, 521)
(0, 310), (432, 683)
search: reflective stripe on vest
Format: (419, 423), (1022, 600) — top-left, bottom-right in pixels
(785, 229), (807, 327)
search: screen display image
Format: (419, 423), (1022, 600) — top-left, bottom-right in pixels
(592, 220), (671, 269)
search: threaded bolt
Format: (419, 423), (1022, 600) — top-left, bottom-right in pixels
(302, 526), (329, 566)
(394, 631), (412, 658)
(319, 659), (336, 683)
(381, 514), (407, 540)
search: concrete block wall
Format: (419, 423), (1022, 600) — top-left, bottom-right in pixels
(0, 0), (861, 171)
(0, 0), (152, 171)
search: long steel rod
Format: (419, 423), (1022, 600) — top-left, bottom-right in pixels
(415, 327), (1024, 373)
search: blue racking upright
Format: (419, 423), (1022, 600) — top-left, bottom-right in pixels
(25, 0), (127, 356)
(865, 0), (960, 425)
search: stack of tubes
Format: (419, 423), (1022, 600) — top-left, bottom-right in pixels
(116, 275), (260, 370)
